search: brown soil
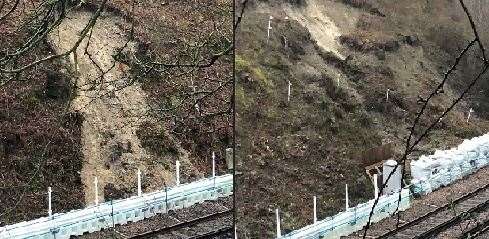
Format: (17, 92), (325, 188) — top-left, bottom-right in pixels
(0, 0), (232, 225)
(48, 10), (185, 205)
(236, 0), (489, 237)
(0, 2), (85, 225)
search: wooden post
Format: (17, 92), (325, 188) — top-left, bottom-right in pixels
(345, 184), (349, 211)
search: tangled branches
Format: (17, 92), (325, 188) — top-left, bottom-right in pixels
(0, 0), (233, 223)
(363, 0), (489, 237)
(0, 0), (108, 85)
(0, 0), (234, 142)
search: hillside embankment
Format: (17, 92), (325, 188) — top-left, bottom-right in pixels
(236, 0), (489, 237)
(0, 0), (232, 224)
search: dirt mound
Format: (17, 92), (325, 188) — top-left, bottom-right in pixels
(48, 11), (190, 204)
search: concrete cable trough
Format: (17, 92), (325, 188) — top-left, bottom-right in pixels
(276, 132), (489, 239)
(278, 188), (411, 239)
(0, 174), (233, 239)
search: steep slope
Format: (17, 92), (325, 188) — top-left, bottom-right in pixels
(236, 0), (489, 237)
(0, 3), (85, 224)
(48, 10), (186, 204)
(0, 0), (232, 224)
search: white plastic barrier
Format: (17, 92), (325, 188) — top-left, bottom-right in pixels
(279, 134), (489, 239)
(411, 133), (489, 195)
(0, 174), (233, 239)
(279, 188), (411, 239)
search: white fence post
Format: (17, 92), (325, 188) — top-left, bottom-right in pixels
(94, 177), (99, 205)
(287, 81), (291, 103)
(284, 16), (289, 45)
(313, 196), (317, 224)
(386, 88), (390, 102)
(276, 208), (281, 238)
(176, 160), (180, 186)
(195, 103), (200, 115)
(374, 174), (379, 199)
(2, 174), (234, 239)
(137, 169), (142, 197)
(212, 151), (216, 178)
(345, 184), (349, 211)
(48, 187), (52, 217)
(267, 16), (273, 44)
(467, 108), (474, 123)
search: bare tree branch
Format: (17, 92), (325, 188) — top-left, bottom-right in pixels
(362, 1), (489, 237)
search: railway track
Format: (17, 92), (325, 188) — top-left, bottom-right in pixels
(458, 217), (489, 239)
(129, 209), (233, 239)
(377, 183), (489, 239)
(186, 226), (233, 239)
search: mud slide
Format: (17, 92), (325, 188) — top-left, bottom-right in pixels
(48, 11), (185, 205)
(283, 0), (346, 60)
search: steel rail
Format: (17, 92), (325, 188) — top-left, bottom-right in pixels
(186, 226), (233, 239)
(414, 199), (488, 238)
(129, 209), (232, 239)
(377, 183), (489, 238)
(458, 217), (489, 239)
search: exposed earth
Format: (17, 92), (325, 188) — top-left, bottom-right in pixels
(235, 0), (489, 237)
(0, 0), (232, 226)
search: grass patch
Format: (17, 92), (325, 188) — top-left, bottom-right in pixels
(237, 54), (275, 91)
(236, 54), (251, 70)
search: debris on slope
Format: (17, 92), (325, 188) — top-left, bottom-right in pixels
(236, 0), (489, 236)
(48, 10), (196, 204)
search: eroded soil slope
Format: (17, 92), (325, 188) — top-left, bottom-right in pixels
(236, 0), (489, 237)
(48, 11), (195, 204)
(0, 0), (232, 224)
